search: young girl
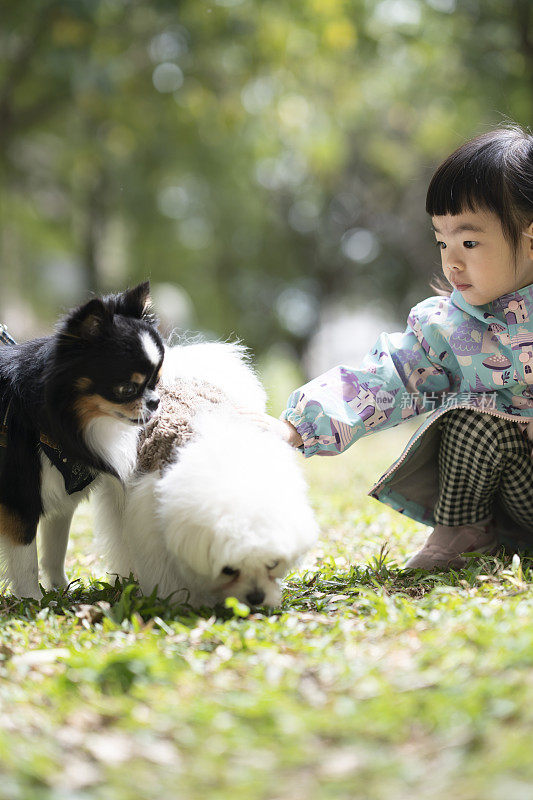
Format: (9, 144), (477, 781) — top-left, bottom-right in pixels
(277, 125), (533, 568)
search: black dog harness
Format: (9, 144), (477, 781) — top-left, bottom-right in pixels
(0, 324), (95, 495)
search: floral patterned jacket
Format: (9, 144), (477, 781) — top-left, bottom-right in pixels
(282, 283), (533, 536)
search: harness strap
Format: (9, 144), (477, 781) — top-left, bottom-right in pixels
(0, 324), (16, 346)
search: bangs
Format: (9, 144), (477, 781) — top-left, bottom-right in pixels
(425, 134), (504, 218)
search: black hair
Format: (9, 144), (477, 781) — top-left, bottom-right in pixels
(426, 124), (533, 257)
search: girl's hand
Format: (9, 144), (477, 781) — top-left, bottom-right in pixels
(236, 410), (304, 447)
(273, 417), (304, 448)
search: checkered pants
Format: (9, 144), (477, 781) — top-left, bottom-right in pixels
(434, 408), (533, 529)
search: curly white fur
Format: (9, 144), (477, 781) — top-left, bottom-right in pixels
(94, 342), (318, 607)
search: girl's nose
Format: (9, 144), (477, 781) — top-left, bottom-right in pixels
(444, 251), (465, 272)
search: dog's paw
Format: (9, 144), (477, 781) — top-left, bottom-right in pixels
(39, 571), (68, 593)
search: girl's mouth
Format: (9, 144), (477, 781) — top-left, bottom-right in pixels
(453, 282), (472, 291)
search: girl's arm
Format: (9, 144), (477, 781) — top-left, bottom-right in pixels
(281, 296), (456, 457)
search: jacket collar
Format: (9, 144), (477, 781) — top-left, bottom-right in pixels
(451, 281), (533, 326)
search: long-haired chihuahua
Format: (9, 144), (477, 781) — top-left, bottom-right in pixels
(0, 281), (164, 598)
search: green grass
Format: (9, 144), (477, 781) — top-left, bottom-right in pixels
(2, 422), (533, 800)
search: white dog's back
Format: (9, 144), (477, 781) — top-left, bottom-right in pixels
(161, 341), (267, 411)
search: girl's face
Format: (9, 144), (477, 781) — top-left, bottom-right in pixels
(432, 208), (533, 306)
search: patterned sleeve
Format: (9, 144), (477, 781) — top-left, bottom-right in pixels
(281, 296), (457, 457)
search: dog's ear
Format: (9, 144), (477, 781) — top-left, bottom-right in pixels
(113, 281), (157, 325)
(65, 298), (112, 340)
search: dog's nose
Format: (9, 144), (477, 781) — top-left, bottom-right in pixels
(145, 392), (160, 412)
(246, 588), (265, 606)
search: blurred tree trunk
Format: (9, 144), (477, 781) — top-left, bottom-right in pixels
(516, 0), (533, 85)
(81, 170), (108, 294)
(0, 1), (64, 153)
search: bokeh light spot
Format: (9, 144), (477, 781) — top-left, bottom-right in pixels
(426, 0), (455, 11)
(149, 31), (188, 63)
(373, 0), (421, 27)
(276, 285), (319, 336)
(152, 63), (184, 93)
(277, 94), (313, 129)
(255, 152), (307, 190)
(178, 217), (213, 250)
(341, 228), (380, 263)
(289, 199), (321, 234)
(241, 76), (277, 114)
(158, 186), (190, 219)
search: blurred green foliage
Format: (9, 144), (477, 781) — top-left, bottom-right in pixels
(0, 0), (531, 354)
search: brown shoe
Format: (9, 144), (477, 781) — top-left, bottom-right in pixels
(405, 517), (496, 569)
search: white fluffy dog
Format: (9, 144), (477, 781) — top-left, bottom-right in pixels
(94, 342), (318, 607)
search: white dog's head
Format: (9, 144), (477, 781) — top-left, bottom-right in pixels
(159, 511), (311, 607)
(156, 411), (318, 607)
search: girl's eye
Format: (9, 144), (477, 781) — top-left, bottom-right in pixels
(114, 382), (138, 399)
(435, 241), (446, 250)
(463, 240), (478, 248)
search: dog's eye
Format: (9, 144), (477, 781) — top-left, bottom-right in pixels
(266, 560), (280, 570)
(221, 566), (239, 577)
(114, 382), (138, 400)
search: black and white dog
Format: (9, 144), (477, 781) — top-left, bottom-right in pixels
(0, 282), (164, 599)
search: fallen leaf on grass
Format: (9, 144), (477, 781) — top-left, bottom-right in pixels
(84, 731), (181, 768)
(64, 708), (117, 732)
(54, 756), (102, 791)
(138, 738), (180, 766)
(12, 648), (69, 666)
(318, 747), (363, 778)
(73, 602), (111, 626)
(0, 644), (13, 660)
(85, 732), (135, 765)
(298, 672), (328, 707)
